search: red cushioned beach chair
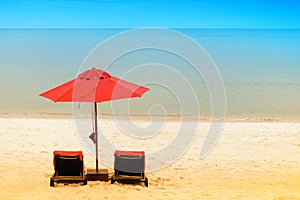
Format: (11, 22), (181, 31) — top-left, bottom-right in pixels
(111, 150), (148, 187)
(50, 151), (87, 187)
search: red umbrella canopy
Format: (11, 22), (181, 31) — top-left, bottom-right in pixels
(39, 68), (150, 102)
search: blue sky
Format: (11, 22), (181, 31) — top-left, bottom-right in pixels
(0, 0), (299, 28)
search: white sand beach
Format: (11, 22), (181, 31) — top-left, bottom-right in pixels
(0, 116), (299, 200)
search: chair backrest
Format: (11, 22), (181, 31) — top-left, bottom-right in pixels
(114, 151), (145, 174)
(53, 151), (84, 176)
(55, 155), (83, 176)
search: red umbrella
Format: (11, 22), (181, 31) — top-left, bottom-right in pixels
(40, 67), (149, 171)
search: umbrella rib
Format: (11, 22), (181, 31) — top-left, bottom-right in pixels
(109, 77), (145, 98)
(52, 80), (75, 102)
(53, 87), (73, 102)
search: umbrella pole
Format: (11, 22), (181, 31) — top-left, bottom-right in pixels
(94, 102), (99, 172)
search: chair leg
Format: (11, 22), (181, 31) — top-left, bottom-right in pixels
(144, 178), (148, 187)
(50, 178), (55, 187)
(83, 177), (87, 185)
(111, 176), (115, 184)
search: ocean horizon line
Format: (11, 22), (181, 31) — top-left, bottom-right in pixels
(1, 27), (300, 30)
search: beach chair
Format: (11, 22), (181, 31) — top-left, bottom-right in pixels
(50, 151), (87, 187)
(111, 150), (148, 187)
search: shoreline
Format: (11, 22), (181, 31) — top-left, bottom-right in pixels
(0, 113), (300, 122)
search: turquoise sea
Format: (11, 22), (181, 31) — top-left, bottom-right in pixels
(0, 29), (299, 120)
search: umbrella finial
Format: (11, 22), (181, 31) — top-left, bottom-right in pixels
(92, 66), (96, 70)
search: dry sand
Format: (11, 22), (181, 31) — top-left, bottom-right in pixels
(0, 117), (299, 200)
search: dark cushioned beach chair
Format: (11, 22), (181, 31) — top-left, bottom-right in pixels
(50, 151), (87, 187)
(111, 150), (148, 187)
